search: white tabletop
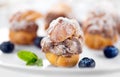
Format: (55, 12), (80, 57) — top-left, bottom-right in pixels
(0, 67), (120, 77)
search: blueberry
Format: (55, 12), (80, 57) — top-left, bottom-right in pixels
(0, 41), (14, 53)
(78, 57), (95, 68)
(34, 37), (44, 48)
(104, 46), (119, 58)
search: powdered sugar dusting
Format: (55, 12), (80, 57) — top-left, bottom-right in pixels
(9, 10), (40, 30)
(48, 17), (83, 38)
(85, 9), (116, 33)
(10, 20), (31, 30)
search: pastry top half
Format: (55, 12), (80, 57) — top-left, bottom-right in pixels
(83, 9), (118, 38)
(41, 17), (83, 56)
(9, 10), (42, 32)
(112, 14), (120, 34)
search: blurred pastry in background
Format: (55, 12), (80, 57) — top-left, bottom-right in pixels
(82, 9), (118, 49)
(41, 17), (83, 67)
(9, 10), (43, 45)
(44, 3), (73, 30)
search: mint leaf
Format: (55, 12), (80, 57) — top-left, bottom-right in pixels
(35, 58), (43, 66)
(17, 50), (38, 62)
(17, 50), (43, 67)
(26, 59), (36, 65)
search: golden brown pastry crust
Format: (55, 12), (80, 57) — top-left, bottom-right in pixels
(9, 30), (37, 45)
(85, 33), (118, 49)
(45, 52), (79, 67)
(9, 22), (38, 45)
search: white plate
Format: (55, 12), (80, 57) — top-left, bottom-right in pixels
(0, 28), (120, 75)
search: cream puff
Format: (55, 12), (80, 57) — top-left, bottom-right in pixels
(41, 17), (83, 67)
(82, 10), (118, 49)
(9, 10), (42, 45)
(44, 3), (72, 30)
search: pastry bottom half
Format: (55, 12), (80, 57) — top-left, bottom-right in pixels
(9, 30), (37, 45)
(45, 52), (79, 67)
(85, 33), (118, 49)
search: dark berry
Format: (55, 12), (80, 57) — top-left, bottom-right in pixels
(0, 41), (14, 53)
(34, 37), (44, 48)
(78, 57), (95, 68)
(104, 46), (119, 58)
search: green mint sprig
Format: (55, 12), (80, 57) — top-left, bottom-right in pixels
(17, 50), (43, 66)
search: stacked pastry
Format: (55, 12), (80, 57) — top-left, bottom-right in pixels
(41, 17), (83, 67)
(9, 10), (42, 45)
(82, 9), (118, 49)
